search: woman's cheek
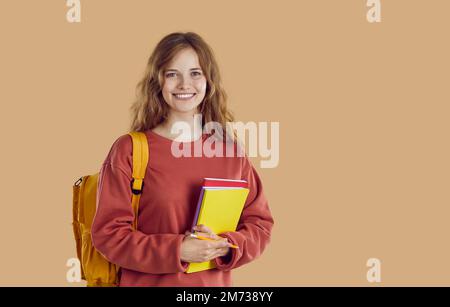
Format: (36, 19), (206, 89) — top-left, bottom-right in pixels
(163, 80), (176, 92)
(196, 79), (207, 96)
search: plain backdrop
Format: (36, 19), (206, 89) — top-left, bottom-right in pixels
(0, 0), (449, 286)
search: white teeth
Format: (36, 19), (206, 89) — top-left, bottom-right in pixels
(174, 93), (195, 99)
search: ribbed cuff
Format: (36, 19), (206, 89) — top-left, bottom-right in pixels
(214, 232), (240, 271)
(176, 234), (189, 272)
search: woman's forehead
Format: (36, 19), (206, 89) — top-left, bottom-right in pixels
(167, 48), (201, 68)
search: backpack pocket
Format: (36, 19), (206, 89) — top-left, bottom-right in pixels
(81, 230), (119, 287)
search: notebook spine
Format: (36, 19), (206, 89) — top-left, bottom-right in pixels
(203, 179), (248, 189)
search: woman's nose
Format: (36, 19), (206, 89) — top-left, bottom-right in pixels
(177, 75), (193, 89)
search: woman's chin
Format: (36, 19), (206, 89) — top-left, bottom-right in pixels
(172, 101), (201, 113)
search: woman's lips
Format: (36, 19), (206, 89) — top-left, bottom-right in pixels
(173, 93), (196, 100)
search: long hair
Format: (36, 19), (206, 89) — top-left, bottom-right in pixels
(129, 32), (234, 138)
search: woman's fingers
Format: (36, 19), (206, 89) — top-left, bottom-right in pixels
(194, 231), (216, 240)
(193, 234), (229, 249)
(208, 239), (231, 250)
(216, 247), (229, 257)
(193, 225), (222, 240)
(207, 247), (230, 261)
(192, 224), (208, 233)
(193, 224), (215, 236)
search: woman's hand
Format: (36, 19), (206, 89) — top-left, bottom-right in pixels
(180, 224), (231, 263)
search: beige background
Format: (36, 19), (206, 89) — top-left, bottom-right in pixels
(0, 0), (449, 286)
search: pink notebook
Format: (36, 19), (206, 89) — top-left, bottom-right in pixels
(191, 178), (248, 232)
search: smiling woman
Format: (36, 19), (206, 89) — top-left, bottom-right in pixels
(160, 48), (207, 117)
(90, 32), (274, 287)
(129, 32), (232, 135)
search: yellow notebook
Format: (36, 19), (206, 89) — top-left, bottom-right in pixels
(186, 187), (249, 274)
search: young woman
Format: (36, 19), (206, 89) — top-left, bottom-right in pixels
(91, 32), (274, 287)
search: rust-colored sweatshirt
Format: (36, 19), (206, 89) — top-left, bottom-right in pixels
(91, 130), (274, 287)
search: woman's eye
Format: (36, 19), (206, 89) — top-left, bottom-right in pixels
(166, 72), (177, 78)
(192, 71), (202, 77)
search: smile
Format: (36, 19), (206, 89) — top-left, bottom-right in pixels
(173, 93), (196, 100)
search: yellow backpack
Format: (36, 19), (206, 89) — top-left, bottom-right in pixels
(72, 132), (149, 287)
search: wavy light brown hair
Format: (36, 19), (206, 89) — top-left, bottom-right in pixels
(129, 32), (234, 137)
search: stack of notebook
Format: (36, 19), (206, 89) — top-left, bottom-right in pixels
(186, 178), (250, 274)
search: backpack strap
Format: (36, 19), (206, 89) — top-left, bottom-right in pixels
(128, 131), (149, 230)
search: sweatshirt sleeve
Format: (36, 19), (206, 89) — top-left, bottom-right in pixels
(91, 134), (188, 274)
(213, 156), (275, 271)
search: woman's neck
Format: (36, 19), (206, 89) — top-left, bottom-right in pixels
(154, 111), (203, 142)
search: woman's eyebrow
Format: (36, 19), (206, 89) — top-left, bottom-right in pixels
(165, 68), (202, 72)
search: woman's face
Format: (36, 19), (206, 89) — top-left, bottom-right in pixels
(161, 48), (207, 116)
